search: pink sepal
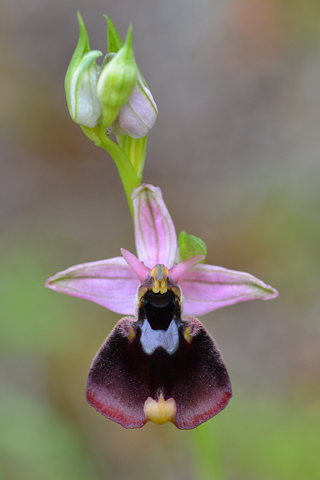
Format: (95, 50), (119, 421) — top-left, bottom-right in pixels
(132, 184), (177, 269)
(180, 264), (279, 316)
(45, 257), (139, 315)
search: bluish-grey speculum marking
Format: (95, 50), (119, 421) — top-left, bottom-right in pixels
(138, 290), (180, 354)
(140, 318), (179, 354)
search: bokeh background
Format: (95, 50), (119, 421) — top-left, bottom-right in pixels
(1, 0), (320, 479)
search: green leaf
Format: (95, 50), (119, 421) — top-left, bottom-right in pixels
(179, 231), (207, 261)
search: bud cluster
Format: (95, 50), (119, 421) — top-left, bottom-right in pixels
(65, 13), (157, 139)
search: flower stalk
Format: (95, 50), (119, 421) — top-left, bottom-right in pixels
(81, 125), (141, 217)
(48, 13), (279, 430)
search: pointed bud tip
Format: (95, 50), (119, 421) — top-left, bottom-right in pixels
(127, 24), (133, 38)
(105, 15), (124, 53)
(77, 11), (84, 25)
(76, 11), (88, 39)
(104, 14), (114, 29)
(123, 24), (133, 50)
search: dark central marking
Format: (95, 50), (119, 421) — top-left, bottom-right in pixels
(139, 290), (179, 331)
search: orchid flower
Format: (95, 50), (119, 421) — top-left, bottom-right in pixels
(46, 184), (278, 429)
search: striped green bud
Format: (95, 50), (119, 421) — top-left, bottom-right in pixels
(96, 25), (138, 128)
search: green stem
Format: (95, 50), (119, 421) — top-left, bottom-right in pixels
(98, 126), (141, 218)
(131, 136), (148, 178)
(115, 135), (148, 179)
(80, 125), (143, 218)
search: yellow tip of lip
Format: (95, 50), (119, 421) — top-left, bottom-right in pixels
(144, 394), (176, 424)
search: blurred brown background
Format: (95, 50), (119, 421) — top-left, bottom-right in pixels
(1, 1), (319, 479)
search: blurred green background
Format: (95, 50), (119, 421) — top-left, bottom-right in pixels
(1, 0), (320, 479)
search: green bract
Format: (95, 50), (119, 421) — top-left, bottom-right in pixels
(97, 25), (138, 128)
(179, 231), (207, 262)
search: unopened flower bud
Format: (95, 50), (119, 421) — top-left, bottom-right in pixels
(96, 25), (138, 128)
(65, 13), (102, 127)
(113, 73), (158, 139)
(65, 13), (103, 128)
(69, 51), (102, 127)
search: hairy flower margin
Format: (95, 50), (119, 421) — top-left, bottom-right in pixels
(46, 184), (278, 429)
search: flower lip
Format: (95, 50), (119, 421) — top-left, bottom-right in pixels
(86, 313), (232, 429)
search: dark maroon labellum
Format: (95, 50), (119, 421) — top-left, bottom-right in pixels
(86, 287), (232, 429)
